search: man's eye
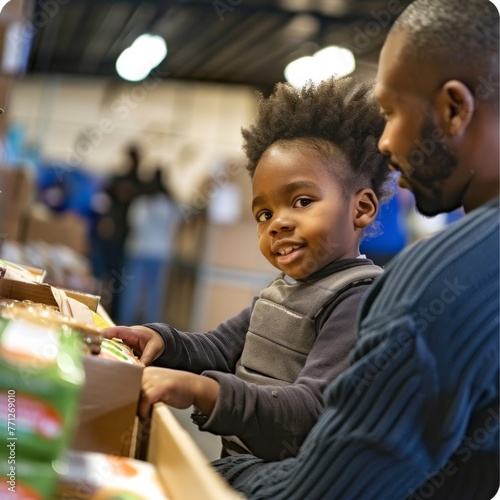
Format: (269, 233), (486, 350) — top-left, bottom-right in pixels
(294, 198), (312, 208)
(256, 211), (272, 222)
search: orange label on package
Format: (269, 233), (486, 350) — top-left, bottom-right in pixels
(0, 392), (62, 439)
(0, 482), (41, 499)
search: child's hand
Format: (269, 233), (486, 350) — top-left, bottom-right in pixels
(101, 325), (164, 365)
(139, 367), (220, 420)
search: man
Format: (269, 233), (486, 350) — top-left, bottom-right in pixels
(211, 0), (499, 498)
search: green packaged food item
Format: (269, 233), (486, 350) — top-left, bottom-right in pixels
(0, 455), (58, 500)
(98, 338), (142, 365)
(0, 311), (85, 461)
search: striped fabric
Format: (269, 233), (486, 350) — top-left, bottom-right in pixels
(213, 197), (500, 500)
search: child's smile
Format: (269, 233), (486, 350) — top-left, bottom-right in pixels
(252, 142), (361, 280)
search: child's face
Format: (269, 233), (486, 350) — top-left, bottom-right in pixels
(252, 143), (360, 280)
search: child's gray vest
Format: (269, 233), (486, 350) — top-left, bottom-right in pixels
(235, 264), (382, 387)
(222, 264), (382, 457)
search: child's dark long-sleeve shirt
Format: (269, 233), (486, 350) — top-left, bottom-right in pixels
(146, 258), (379, 460)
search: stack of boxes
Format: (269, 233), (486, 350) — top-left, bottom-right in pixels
(0, 259), (240, 499)
(0, 304), (86, 498)
(0, 167), (35, 244)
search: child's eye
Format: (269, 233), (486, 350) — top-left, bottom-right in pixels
(294, 198), (312, 208)
(256, 210), (272, 222)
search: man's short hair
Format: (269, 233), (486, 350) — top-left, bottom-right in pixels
(391, 0), (499, 106)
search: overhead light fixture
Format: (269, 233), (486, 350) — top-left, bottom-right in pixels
(116, 34), (167, 82)
(284, 45), (355, 87)
(284, 56), (317, 88)
(0, 0), (12, 13)
(130, 34), (168, 68)
(313, 46), (355, 78)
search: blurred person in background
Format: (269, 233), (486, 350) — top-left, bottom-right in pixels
(117, 167), (181, 325)
(93, 143), (147, 318)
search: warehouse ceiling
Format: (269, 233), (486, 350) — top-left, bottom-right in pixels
(25, 0), (413, 93)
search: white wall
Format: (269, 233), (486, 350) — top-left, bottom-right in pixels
(7, 74), (258, 204)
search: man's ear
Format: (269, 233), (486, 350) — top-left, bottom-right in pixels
(353, 188), (378, 229)
(438, 80), (475, 137)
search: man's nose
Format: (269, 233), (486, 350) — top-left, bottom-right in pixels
(378, 127), (391, 155)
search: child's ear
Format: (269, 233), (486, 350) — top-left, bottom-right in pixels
(353, 189), (378, 229)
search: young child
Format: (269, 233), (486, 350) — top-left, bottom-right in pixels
(103, 76), (392, 461)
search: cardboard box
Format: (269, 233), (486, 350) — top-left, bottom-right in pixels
(0, 277), (100, 311)
(71, 355), (143, 457)
(189, 265), (275, 331)
(191, 279), (261, 331)
(17, 263), (46, 282)
(0, 275), (141, 457)
(23, 206), (89, 255)
(141, 404), (241, 500)
(0, 166), (35, 242)
(202, 221), (275, 273)
(0, 272), (238, 494)
(0, 258), (46, 282)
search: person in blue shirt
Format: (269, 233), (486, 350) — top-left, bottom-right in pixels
(117, 168), (181, 325)
(360, 186), (411, 267)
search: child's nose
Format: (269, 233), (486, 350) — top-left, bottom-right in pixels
(269, 215), (294, 235)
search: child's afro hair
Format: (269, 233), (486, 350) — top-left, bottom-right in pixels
(242, 76), (392, 202)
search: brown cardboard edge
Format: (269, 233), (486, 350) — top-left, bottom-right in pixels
(0, 278), (100, 311)
(70, 356), (144, 457)
(60, 287), (100, 312)
(146, 403), (241, 500)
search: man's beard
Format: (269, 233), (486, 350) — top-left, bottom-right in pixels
(407, 115), (458, 217)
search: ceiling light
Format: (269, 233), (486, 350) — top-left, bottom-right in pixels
(116, 48), (152, 82)
(0, 0), (11, 13)
(131, 34), (167, 68)
(284, 45), (355, 87)
(313, 45), (355, 77)
(116, 34), (167, 82)
(284, 56), (317, 88)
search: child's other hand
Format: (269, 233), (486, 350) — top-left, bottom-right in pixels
(101, 325), (164, 365)
(139, 367), (220, 420)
